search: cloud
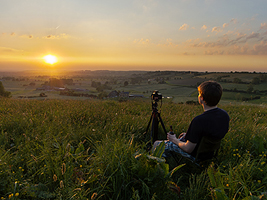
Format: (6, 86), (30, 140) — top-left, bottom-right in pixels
(212, 27), (222, 33)
(260, 23), (267, 30)
(204, 50), (224, 55)
(227, 44), (250, 55)
(133, 38), (150, 45)
(223, 23), (229, 28)
(228, 32), (247, 45)
(230, 18), (238, 24)
(10, 32), (16, 36)
(0, 47), (23, 53)
(201, 25), (207, 30)
(246, 32), (260, 40)
(20, 35), (33, 39)
(252, 41), (267, 55)
(179, 23), (189, 30)
(43, 33), (69, 39)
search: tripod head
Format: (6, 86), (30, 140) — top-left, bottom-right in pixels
(151, 90), (162, 111)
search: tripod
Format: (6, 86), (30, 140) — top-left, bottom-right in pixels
(145, 100), (167, 148)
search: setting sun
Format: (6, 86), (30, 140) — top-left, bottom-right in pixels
(43, 55), (58, 65)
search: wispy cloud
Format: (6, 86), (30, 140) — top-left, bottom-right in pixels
(201, 25), (207, 30)
(0, 46), (23, 53)
(212, 26), (222, 33)
(246, 32), (260, 40)
(204, 50), (224, 55)
(20, 35), (34, 39)
(252, 41), (267, 55)
(260, 23), (267, 30)
(223, 23), (229, 28)
(133, 38), (150, 45)
(179, 23), (189, 30)
(42, 33), (70, 39)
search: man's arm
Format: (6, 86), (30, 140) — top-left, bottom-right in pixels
(167, 133), (197, 153)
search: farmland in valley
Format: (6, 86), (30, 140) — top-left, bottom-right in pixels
(1, 70), (267, 105)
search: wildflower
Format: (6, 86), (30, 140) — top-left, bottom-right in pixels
(60, 180), (64, 188)
(233, 154), (236, 156)
(226, 184), (229, 187)
(80, 165), (82, 168)
(22, 169), (24, 171)
(19, 167), (22, 170)
(258, 180), (261, 183)
(91, 193), (97, 200)
(261, 161), (265, 165)
(1, 197), (5, 199)
(53, 174), (57, 182)
(8, 194), (13, 198)
(236, 149), (238, 151)
(15, 193), (19, 197)
(61, 163), (66, 175)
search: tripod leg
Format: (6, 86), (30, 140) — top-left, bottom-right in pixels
(158, 113), (167, 134)
(145, 112), (153, 134)
(151, 112), (159, 143)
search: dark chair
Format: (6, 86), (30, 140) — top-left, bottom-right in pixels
(172, 136), (222, 169)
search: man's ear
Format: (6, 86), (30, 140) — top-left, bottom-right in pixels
(198, 95), (204, 104)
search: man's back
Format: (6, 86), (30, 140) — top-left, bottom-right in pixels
(185, 107), (229, 157)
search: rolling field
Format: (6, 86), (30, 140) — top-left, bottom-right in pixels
(1, 71), (267, 105)
(0, 98), (266, 199)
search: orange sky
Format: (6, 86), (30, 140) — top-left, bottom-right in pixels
(1, 0), (267, 72)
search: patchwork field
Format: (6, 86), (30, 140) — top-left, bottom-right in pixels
(1, 70), (267, 105)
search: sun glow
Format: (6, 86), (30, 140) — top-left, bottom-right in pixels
(43, 55), (58, 65)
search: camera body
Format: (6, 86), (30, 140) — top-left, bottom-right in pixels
(151, 90), (162, 102)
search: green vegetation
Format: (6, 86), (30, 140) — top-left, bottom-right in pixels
(0, 98), (266, 199)
(1, 71), (267, 105)
(0, 81), (11, 98)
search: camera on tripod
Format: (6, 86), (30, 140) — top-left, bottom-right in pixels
(151, 90), (162, 102)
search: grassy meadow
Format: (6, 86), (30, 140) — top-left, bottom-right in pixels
(0, 98), (266, 200)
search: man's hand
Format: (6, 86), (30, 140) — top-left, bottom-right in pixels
(167, 132), (178, 143)
(178, 132), (186, 139)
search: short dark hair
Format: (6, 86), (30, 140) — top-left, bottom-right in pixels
(198, 81), (222, 106)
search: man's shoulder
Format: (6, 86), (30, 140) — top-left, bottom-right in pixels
(194, 108), (229, 120)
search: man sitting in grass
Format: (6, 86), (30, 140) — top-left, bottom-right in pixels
(153, 80), (230, 160)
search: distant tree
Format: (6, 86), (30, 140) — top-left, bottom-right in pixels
(124, 81), (128, 87)
(247, 84), (254, 93)
(91, 81), (101, 88)
(259, 74), (267, 82)
(0, 81), (11, 97)
(98, 91), (108, 99)
(251, 77), (260, 84)
(233, 78), (242, 83)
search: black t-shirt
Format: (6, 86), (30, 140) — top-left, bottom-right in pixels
(184, 108), (229, 157)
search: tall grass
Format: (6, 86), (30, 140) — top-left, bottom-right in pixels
(0, 98), (266, 199)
